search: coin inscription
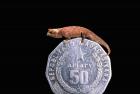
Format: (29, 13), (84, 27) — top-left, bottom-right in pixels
(46, 38), (112, 94)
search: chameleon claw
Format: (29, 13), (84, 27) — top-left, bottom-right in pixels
(63, 38), (71, 44)
(64, 40), (68, 44)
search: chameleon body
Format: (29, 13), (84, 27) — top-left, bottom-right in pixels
(47, 26), (111, 55)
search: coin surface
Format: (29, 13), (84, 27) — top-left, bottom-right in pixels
(46, 38), (112, 94)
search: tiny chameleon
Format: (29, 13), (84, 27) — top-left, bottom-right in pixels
(47, 26), (111, 55)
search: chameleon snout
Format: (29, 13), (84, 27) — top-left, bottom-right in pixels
(47, 32), (50, 36)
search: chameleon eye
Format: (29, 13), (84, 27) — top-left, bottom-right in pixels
(48, 31), (52, 33)
(50, 31), (53, 34)
(48, 29), (53, 33)
(51, 31), (56, 34)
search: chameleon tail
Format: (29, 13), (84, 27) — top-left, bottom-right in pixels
(86, 31), (111, 55)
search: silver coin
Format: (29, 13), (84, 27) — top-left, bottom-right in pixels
(46, 38), (112, 94)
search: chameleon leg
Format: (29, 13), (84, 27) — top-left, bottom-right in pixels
(64, 37), (71, 44)
(81, 32), (85, 43)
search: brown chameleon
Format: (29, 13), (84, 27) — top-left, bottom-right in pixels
(47, 26), (111, 55)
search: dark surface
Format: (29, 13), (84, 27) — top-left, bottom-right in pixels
(0, 3), (140, 94)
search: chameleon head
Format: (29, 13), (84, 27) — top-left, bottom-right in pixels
(47, 28), (62, 38)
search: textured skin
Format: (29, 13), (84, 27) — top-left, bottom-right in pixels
(47, 26), (111, 55)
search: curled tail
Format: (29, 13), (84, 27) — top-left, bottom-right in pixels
(86, 31), (111, 55)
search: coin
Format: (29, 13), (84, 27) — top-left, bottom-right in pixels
(46, 38), (112, 94)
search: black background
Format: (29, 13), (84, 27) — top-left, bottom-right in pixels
(0, 3), (140, 94)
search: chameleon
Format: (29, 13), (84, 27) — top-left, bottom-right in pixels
(47, 26), (111, 55)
